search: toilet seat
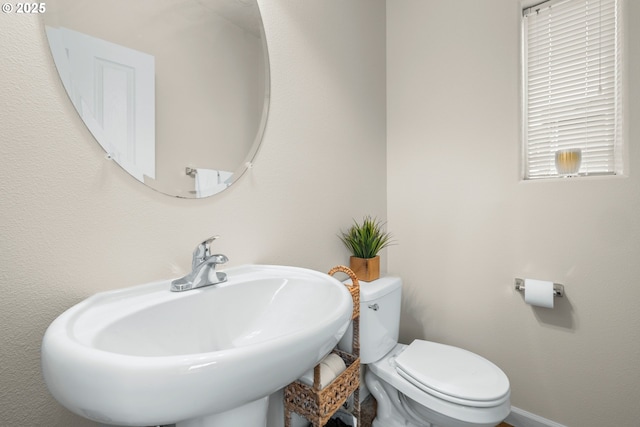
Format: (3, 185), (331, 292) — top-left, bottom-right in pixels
(395, 340), (510, 408)
(367, 343), (511, 427)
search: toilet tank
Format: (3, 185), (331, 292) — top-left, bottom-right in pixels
(338, 276), (402, 364)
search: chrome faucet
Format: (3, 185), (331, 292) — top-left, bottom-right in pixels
(170, 236), (229, 292)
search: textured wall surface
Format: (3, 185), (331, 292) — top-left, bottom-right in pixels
(0, 1), (386, 425)
(387, 1), (640, 426)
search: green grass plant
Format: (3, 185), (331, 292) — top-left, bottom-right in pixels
(339, 216), (395, 259)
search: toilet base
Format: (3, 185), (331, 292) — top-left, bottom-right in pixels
(367, 370), (426, 427)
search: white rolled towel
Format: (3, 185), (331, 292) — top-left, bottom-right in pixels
(322, 353), (347, 376)
(299, 363), (336, 389)
(299, 353), (347, 389)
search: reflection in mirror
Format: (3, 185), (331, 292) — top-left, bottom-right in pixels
(43, 0), (270, 198)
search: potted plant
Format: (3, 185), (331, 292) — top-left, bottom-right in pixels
(338, 215), (394, 282)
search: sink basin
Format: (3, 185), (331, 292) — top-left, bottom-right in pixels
(41, 265), (353, 427)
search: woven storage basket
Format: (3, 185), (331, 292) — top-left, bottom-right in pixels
(284, 265), (361, 427)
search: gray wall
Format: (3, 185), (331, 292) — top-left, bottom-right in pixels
(387, 1), (640, 426)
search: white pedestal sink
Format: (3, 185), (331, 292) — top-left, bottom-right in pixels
(41, 265), (353, 427)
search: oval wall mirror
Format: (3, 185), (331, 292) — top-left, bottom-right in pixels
(43, 0), (270, 198)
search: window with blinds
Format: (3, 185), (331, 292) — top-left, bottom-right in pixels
(522, 0), (623, 179)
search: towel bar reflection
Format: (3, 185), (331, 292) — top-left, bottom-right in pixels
(514, 278), (564, 297)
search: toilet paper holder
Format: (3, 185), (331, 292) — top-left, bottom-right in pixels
(514, 278), (564, 297)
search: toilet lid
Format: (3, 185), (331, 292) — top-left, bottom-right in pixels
(395, 340), (510, 407)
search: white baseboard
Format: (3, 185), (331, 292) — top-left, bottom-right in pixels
(505, 406), (567, 427)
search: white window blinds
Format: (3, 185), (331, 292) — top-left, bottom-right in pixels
(522, 0), (623, 179)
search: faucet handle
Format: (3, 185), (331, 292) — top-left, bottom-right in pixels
(192, 235), (220, 269)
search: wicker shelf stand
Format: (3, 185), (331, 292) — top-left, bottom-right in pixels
(283, 265), (361, 427)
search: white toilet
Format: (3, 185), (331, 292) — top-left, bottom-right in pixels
(339, 276), (511, 427)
